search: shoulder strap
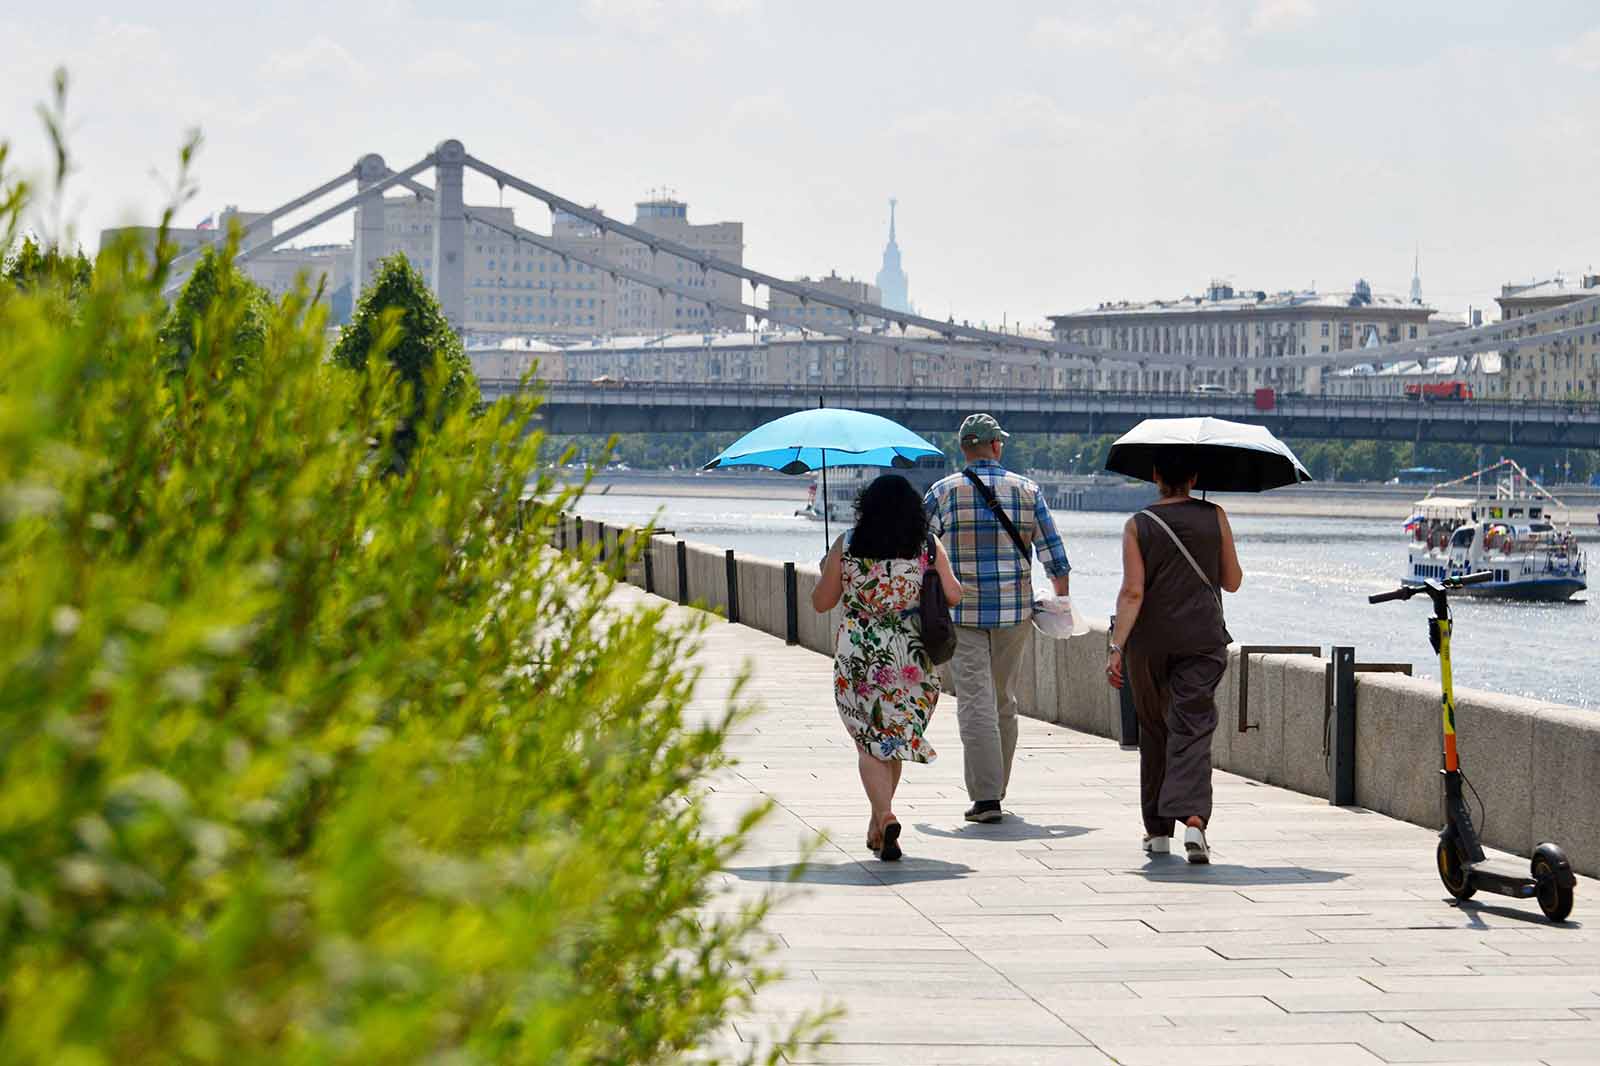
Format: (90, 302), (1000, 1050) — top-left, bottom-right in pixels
(962, 468), (1030, 560)
(1139, 508), (1222, 608)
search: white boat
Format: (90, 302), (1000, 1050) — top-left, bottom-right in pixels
(1403, 460), (1587, 602)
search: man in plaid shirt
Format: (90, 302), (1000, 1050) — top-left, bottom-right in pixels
(924, 413), (1071, 823)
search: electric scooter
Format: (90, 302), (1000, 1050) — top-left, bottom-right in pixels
(1369, 572), (1576, 922)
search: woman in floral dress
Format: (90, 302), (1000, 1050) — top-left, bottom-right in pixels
(813, 474), (962, 861)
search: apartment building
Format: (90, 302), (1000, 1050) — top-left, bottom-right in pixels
(468, 327), (1053, 391)
(377, 194), (743, 336)
(1048, 280), (1435, 394)
(1494, 275), (1600, 400)
(767, 272), (882, 331)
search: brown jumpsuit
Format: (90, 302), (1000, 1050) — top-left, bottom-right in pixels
(1126, 499), (1233, 838)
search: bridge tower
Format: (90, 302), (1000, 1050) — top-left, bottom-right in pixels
(352, 153), (388, 305)
(430, 140), (467, 332)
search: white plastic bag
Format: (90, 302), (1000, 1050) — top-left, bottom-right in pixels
(1031, 593), (1091, 639)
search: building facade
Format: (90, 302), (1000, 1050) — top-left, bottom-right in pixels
(468, 327), (1052, 392)
(1049, 280), (1436, 394)
(108, 192), (745, 338)
(101, 207), (354, 315)
(1494, 275), (1600, 400)
(767, 272), (882, 331)
(1323, 353), (1502, 399)
(376, 194), (744, 337)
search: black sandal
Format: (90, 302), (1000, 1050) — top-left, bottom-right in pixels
(879, 819), (902, 862)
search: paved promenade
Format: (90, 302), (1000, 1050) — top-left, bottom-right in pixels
(626, 586), (1600, 1065)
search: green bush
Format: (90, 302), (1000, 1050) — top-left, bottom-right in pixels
(0, 139), (819, 1062)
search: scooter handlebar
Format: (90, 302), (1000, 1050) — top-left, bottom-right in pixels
(1370, 571), (1495, 606)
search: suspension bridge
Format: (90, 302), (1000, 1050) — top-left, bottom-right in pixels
(168, 139), (1600, 447)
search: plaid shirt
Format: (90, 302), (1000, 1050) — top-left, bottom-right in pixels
(924, 460), (1071, 629)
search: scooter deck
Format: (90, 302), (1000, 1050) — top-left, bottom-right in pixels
(1466, 864), (1539, 900)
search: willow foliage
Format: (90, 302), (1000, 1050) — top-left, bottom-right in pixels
(0, 136), (817, 1063)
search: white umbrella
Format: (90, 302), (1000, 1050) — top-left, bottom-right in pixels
(1105, 416), (1312, 493)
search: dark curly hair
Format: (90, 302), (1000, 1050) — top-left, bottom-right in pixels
(847, 474), (929, 561)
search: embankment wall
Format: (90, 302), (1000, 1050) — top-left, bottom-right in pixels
(567, 514), (1600, 878)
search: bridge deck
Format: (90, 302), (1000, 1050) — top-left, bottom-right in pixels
(623, 585), (1600, 1064)
(513, 381), (1600, 447)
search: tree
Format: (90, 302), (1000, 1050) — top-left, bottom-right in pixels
(0, 235), (94, 322)
(157, 242), (273, 376)
(331, 253), (480, 445)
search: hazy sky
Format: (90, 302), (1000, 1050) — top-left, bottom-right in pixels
(5, 1), (1597, 324)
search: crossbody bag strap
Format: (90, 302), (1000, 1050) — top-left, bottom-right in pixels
(962, 468), (1030, 561)
(1139, 508), (1222, 608)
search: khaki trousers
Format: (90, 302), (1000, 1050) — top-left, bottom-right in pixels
(949, 623), (1032, 804)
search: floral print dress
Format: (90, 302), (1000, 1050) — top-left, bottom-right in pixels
(833, 548), (940, 763)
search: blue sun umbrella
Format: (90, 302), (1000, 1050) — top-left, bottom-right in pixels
(703, 408), (943, 545)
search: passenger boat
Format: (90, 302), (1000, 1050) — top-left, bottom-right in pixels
(1403, 459), (1587, 601)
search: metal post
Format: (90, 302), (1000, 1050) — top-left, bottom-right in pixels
(1328, 645), (1357, 806)
(430, 139), (466, 332)
(725, 549), (739, 624)
(352, 153), (387, 305)
(676, 540), (689, 605)
(597, 521), (607, 563)
(784, 562), (799, 645)
(643, 537), (656, 594)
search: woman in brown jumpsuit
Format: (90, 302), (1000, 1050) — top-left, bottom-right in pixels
(1105, 447), (1244, 863)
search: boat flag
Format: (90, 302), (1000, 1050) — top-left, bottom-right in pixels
(196, 213), (215, 231)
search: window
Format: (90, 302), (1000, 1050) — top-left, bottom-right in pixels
(1408, 325), (1418, 339)
(1321, 322), (1330, 337)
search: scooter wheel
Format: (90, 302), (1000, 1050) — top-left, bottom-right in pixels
(1437, 837), (1476, 900)
(1532, 843), (1574, 923)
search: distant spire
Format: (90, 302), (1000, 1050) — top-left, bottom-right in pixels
(1410, 246), (1423, 305)
(876, 197), (910, 312)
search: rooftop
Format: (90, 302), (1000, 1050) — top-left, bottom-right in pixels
(1498, 275), (1600, 303)
(1054, 281), (1430, 321)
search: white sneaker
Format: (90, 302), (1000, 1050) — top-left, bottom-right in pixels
(1184, 825), (1210, 864)
(1142, 835), (1171, 855)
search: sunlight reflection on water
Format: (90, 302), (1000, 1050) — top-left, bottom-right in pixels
(575, 492), (1595, 709)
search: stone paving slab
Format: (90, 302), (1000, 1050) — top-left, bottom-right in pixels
(619, 587), (1600, 1065)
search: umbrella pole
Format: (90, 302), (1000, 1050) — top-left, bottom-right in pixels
(821, 448), (831, 549)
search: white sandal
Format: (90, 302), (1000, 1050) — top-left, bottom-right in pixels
(1142, 834), (1171, 855)
(1184, 825), (1210, 864)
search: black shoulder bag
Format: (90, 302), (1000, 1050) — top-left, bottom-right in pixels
(961, 468), (1031, 560)
(917, 533), (958, 665)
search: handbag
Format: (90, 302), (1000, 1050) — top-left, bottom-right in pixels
(917, 533), (957, 665)
(1138, 508), (1232, 652)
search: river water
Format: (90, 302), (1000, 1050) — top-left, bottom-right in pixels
(574, 492), (1596, 709)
